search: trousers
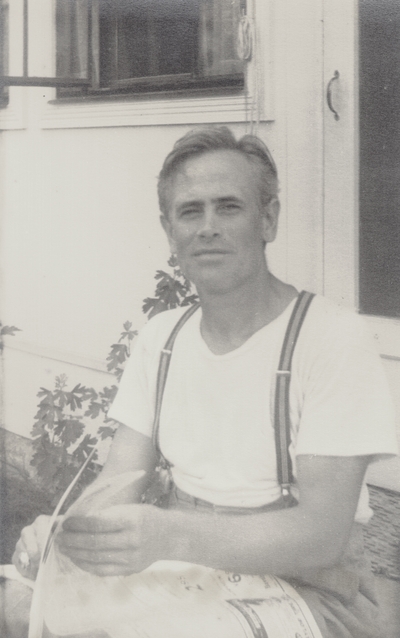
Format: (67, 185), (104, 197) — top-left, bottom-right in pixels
(167, 486), (382, 638)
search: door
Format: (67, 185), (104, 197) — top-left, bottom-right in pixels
(323, 0), (400, 490)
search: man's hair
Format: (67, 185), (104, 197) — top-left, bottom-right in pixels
(157, 126), (279, 216)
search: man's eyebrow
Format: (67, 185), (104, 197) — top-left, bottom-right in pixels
(176, 199), (203, 212)
(213, 196), (244, 204)
(175, 196), (244, 211)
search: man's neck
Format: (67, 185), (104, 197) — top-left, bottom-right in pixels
(197, 271), (298, 355)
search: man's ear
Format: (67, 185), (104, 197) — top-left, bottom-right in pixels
(261, 198), (280, 244)
(160, 215), (177, 253)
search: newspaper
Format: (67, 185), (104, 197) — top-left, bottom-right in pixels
(28, 469), (323, 638)
(39, 561), (323, 638)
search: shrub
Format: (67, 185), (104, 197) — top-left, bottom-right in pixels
(30, 257), (197, 505)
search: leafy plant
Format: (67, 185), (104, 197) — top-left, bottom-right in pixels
(30, 258), (197, 502)
(0, 324), (21, 337)
(0, 323), (21, 352)
(30, 375), (101, 504)
(142, 254), (198, 318)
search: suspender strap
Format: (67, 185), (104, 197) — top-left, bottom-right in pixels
(152, 302), (201, 456)
(274, 291), (315, 497)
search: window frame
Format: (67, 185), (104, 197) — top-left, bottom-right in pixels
(0, 0), (9, 108)
(55, 0), (247, 102)
(40, 0), (271, 130)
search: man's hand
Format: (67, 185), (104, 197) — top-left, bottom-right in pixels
(56, 503), (165, 577)
(12, 515), (51, 580)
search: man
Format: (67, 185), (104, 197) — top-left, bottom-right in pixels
(14, 127), (397, 637)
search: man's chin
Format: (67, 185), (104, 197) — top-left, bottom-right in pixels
(192, 275), (241, 298)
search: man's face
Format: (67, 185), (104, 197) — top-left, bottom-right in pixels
(161, 150), (279, 295)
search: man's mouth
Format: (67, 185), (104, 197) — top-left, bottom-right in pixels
(193, 249), (230, 256)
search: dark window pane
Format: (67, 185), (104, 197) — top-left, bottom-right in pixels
(56, 0), (245, 97)
(56, 0), (89, 79)
(359, 0), (400, 317)
(0, 0), (9, 106)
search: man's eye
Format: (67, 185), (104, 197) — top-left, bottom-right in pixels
(180, 209), (200, 217)
(219, 203), (240, 213)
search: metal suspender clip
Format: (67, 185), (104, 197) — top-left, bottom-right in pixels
(281, 484), (291, 496)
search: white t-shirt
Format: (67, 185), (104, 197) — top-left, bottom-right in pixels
(108, 295), (397, 522)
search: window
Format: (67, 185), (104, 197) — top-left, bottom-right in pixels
(56, 0), (246, 99)
(359, 0), (400, 318)
(0, 0), (9, 107)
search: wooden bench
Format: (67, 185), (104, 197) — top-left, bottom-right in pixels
(364, 484), (400, 637)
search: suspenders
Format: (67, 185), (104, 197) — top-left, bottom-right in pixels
(152, 291), (315, 503)
(152, 301), (201, 458)
(274, 290), (315, 504)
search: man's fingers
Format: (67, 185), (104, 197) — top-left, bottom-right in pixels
(56, 505), (151, 577)
(12, 538), (39, 580)
(68, 558), (137, 577)
(62, 504), (142, 533)
(57, 530), (134, 551)
(58, 545), (131, 565)
(19, 526), (41, 559)
(62, 514), (126, 533)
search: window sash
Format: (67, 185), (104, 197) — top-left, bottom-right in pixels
(56, 0), (90, 80)
(56, 0), (245, 97)
(0, 0), (9, 105)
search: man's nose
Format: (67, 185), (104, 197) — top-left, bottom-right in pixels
(197, 208), (220, 239)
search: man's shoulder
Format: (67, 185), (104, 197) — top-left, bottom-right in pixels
(299, 295), (376, 360)
(138, 305), (198, 348)
(308, 294), (365, 327)
(301, 294), (372, 349)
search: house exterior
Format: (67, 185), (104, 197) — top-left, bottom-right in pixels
(1, 0), (399, 493)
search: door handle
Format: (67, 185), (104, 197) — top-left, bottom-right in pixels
(327, 70), (340, 121)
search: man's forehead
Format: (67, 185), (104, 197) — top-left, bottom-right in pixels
(171, 151), (259, 194)
(177, 148), (253, 175)
(163, 148), (264, 215)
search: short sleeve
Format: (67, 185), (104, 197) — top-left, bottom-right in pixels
(107, 331), (155, 437)
(107, 307), (188, 437)
(292, 299), (398, 459)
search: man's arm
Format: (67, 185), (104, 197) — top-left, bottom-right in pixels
(97, 424), (158, 504)
(166, 454), (368, 576)
(58, 454), (369, 579)
(12, 424), (156, 578)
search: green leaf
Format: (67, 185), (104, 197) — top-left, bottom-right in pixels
(142, 298), (168, 318)
(54, 389), (69, 409)
(71, 384), (97, 400)
(31, 431), (50, 450)
(106, 343), (129, 371)
(32, 402), (58, 432)
(37, 388), (54, 400)
(118, 328), (137, 343)
(54, 419), (85, 447)
(98, 425), (117, 440)
(168, 254), (178, 269)
(181, 293), (199, 306)
(31, 420), (47, 438)
(55, 374), (68, 391)
(84, 401), (103, 420)
(53, 463), (78, 494)
(72, 435), (98, 465)
(60, 384), (96, 411)
(100, 385), (118, 402)
(113, 367), (124, 382)
(31, 444), (62, 484)
(0, 325), (21, 336)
